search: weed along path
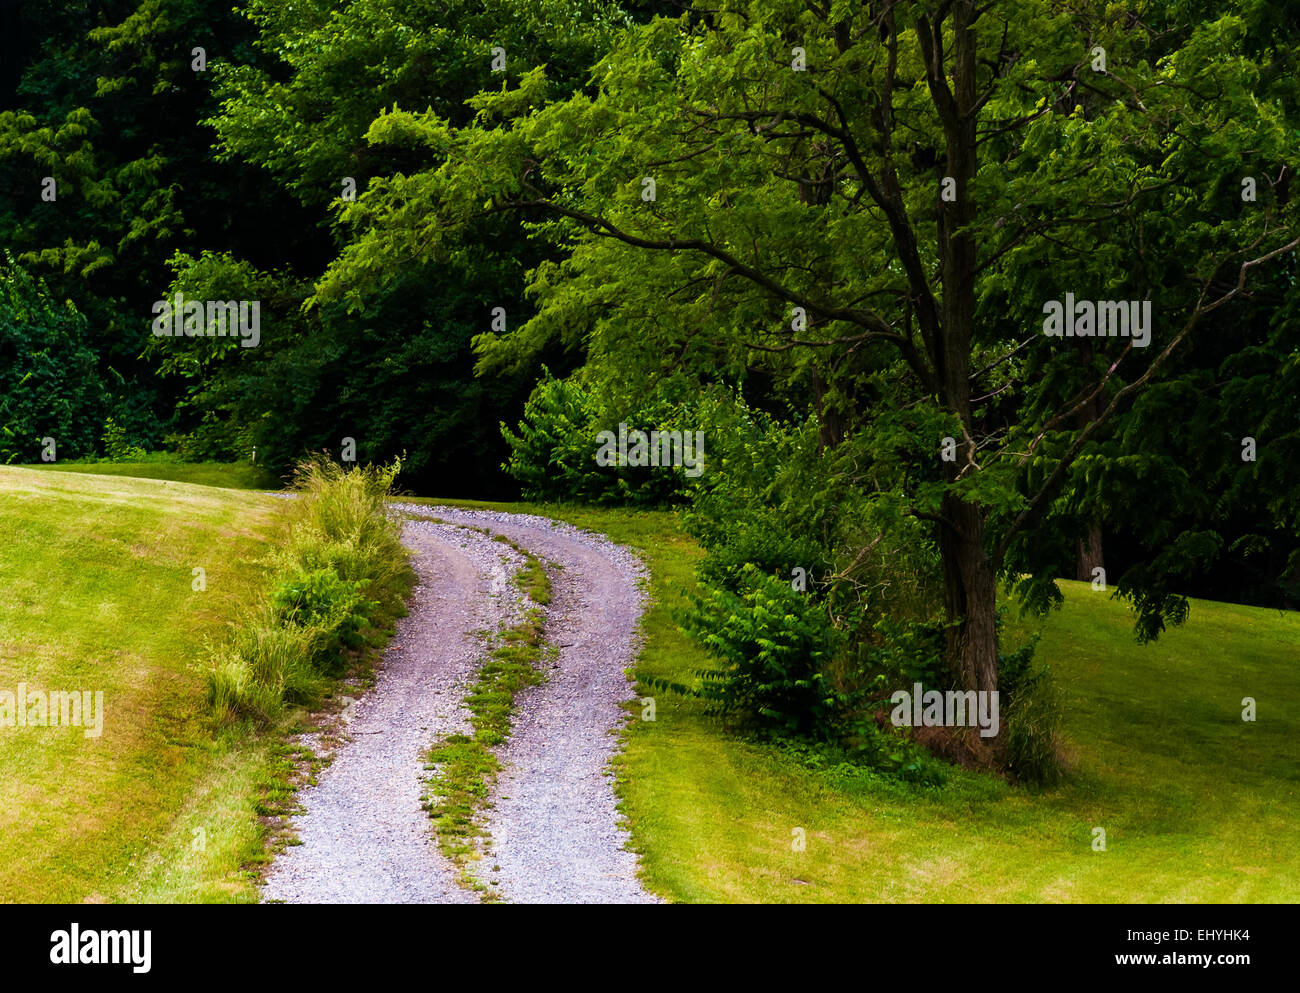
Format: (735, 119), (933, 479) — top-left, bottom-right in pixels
(262, 505), (658, 904)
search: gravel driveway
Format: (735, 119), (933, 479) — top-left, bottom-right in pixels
(409, 506), (659, 904)
(261, 506), (658, 904)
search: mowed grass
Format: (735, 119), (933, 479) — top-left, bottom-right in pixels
(0, 465), (285, 902)
(25, 461), (281, 491)
(11, 467), (1293, 904)
(419, 497), (1300, 903)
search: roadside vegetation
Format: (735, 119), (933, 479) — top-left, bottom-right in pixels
(204, 457), (412, 723)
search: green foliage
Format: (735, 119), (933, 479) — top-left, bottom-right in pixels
(271, 566), (376, 674)
(0, 257), (107, 463)
(675, 563), (843, 737)
(359, 0), (1300, 674)
(777, 733), (949, 789)
(205, 456), (412, 721)
(994, 625), (1064, 785)
(996, 623), (1043, 700)
(211, 0), (628, 210)
(205, 649), (286, 725)
(1003, 663), (1066, 787)
(866, 616), (948, 691)
(501, 369), (704, 506)
(147, 250), (299, 465)
(681, 410), (832, 590)
(671, 552), (948, 787)
(501, 370), (603, 501)
(144, 248), (537, 495)
(100, 417), (146, 462)
(221, 620), (334, 712)
(0, 0), (283, 444)
(185, 0), (639, 496)
(282, 456), (408, 585)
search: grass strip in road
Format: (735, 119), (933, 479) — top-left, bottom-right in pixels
(418, 520), (552, 898)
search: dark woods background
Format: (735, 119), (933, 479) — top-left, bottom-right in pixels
(0, 0), (670, 496)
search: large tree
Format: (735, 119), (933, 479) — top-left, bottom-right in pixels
(315, 0), (1298, 694)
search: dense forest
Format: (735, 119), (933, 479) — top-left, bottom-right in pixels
(2, 0), (1297, 781)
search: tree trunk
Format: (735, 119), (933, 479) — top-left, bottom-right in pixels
(940, 492), (1000, 694)
(1076, 523), (1105, 582)
(932, 2), (995, 696)
(1073, 341), (1106, 580)
(811, 369), (844, 453)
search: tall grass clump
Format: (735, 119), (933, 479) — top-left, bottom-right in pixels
(205, 456), (413, 722)
(1003, 664), (1067, 786)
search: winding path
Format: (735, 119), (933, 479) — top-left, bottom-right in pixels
(260, 505), (657, 904)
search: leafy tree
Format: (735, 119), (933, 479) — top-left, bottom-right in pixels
(181, 0), (646, 491)
(316, 0), (1299, 695)
(0, 256), (108, 463)
(0, 0), (309, 449)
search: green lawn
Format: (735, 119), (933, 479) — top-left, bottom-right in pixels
(0, 465), (285, 902)
(24, 460), (281, 491)
(4, 467), (1295, 904)
(423, 498), (1300, 903)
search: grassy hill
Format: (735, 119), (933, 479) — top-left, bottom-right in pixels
(0, 465), (284, 901)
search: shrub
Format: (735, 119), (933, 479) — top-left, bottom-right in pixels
(863, 615), (947, 690)
(501, 369), (706, 506)
(778, 733), (948, 788)
(688, 500), (831, 598)
(500, 370), (604, 502)
(101, 417), (147, 462)
(0, 255), (108, 463)
(271, 566), (376, 673)
(675, 563), (843, 737)
(664, 393), (964, 778)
